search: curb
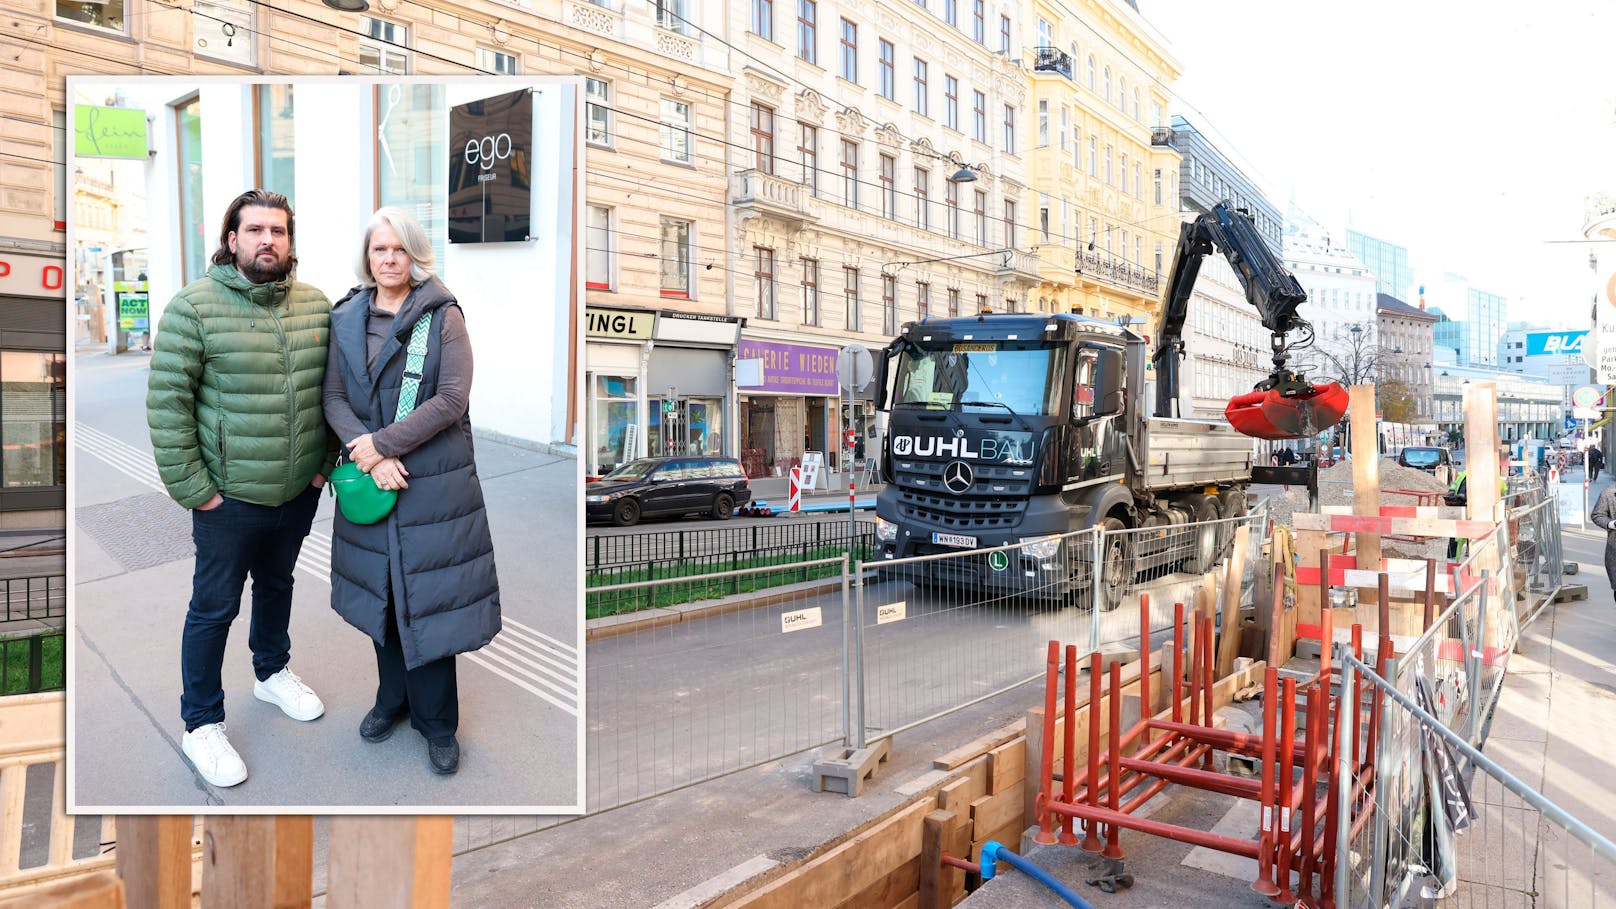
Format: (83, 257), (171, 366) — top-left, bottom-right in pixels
(586, 568), (878, 642)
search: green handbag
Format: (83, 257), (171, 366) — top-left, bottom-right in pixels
(328, 310), (433, 525)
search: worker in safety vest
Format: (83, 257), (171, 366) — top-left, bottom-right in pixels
(1445, 455), (1509, 559)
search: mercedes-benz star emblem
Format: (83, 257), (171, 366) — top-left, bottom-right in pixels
(942, 460), (974, 495)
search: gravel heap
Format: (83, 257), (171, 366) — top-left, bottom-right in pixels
(1260, 457), (1451, 532)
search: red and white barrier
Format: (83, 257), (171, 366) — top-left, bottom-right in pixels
(788, 467), (802, 513)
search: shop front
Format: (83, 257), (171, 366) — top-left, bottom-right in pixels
(735, 338), (842, 480)
(0, 247), (69, 515)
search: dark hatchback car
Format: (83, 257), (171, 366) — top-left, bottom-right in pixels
(1396, 446), (1454, 474)
(585, 457), (752, 526)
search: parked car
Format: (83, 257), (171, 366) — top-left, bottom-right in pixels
(1396, 446), (1454, 474)
(585, 456), (752, 526)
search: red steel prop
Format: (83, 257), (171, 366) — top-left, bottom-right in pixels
(1029, 566), (1426, 907)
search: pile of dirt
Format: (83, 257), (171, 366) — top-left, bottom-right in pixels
(1260, 457), (1452, 531)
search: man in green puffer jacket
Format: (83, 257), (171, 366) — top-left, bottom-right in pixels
(147, 189), (338, 789)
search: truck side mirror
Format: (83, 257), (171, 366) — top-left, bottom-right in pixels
(1095, 349), (1124, 416)
(873, 345), (893, 410)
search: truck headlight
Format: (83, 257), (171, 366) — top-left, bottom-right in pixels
(875, 517), (898, 542)
(1018, 536), (1062, 559)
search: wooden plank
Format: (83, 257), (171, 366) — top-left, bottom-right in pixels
(968, 819), (1025, 864)
(831, 855), (919, 909)
(935, 757), (989, 815)
(114, 816), (191, 909)
(1466, 382), (1500, 524)
(919, 811), (953, 909)
(1349, 384), (1381, 584)
(729, 800), (932, 909)
(327, 818), (452, 909)
(985, 739), (1025, 795)
(932, 719), (1026, 771)
(0, 765), (25, 876)
(1, 870), (124, 908)
(273, 817), (314, 909)
(968, 790), (1023, 839)
(1216, 525), (1250, 680)
(1292, 512), (1495, 538)
(201, 817), (275, 909)
(46, 759), (72, 869)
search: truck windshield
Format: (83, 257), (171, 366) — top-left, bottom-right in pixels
(892, 343), (1066, 415)
(1401, 448), (1442, 467)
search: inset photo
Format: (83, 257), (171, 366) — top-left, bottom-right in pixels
(66, 76), (584, 814)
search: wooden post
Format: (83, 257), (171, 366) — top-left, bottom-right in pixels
(1349, 384), (1381, 599)
(7, 870), (126, 908)
(1216, 525), (1250, 680)
(114, 816), (191, 909)
(1465, 381), (1500, 524)
(919, 810), (962, 909)
(326, 817), (453, 909)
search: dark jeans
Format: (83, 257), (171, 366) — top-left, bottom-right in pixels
(375, 602), (459, 743)
(181, 485), (320, 731)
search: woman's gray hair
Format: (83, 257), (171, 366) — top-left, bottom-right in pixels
(356, 206), (436, 287)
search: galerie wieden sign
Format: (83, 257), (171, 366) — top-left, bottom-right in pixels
(448, 89), (533, 243)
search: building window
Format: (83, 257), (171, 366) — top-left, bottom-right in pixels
(976, 293), (988, 314)
(1071, 124), (1080, 169)
(586, 78), (612, 146)
(840, 139), (860, 208)
(359, 17), (410, 73)
(660, 98), (692, 163)
(253, 85), (295, 204)
(661, 218), (693, 298)
(56, 0), (126, 32)
(840, 19), (857, 81)
(0, 353), (66, 491)
(656, 0), (692, 34)
(879, 40), (896, 99)
(798, 122), (818, 195)
(801, 257), (819, 325)
(175, 95), (207, 286)
(1037, 99), (1048, 147)
(947, 288), (960, 317)
(1134, 162), (1142, 199)
(1038, 200), (1049, 242)
(883, 274), (898, 334)
(999, 15), (1011, 54)
(879, 153), (897, 219)
(1002, 104), (1015, 154)
(1087, 55), (1096, 92)
(477, 46), (518, 75)
(752, 0), (773, 40)
(1103, 66), (1111, 102)
(844, 267), (861, 331)
(946, 180), (959, 239)
(193, 0), (255, 67)
(375, 85), (446, 267)
(51, 109), (65, 227)
(1118, 76), (1127, 111)
(972, 0), (985, 43)
(1119, 153), (1127, 193)
(1104, 144), (1112, 184)
(755, 247), (777, 318)
(1004, 199), (1016, 249)
(797, 0), (816, 63)
(944, 76), (959, 130)
(917, 282), (931, 319)
(974, 190), (987, 245)
(1153, 168), (1163, 205)
(586, 205), (613, 290)
(1134, 89), (1142, 121)
(972, 91), (987, 143)
(752, 103), (775, 174)
(1088, 136), (1096, 176)
(913, 59), (929, 116)
(1152, 102), (1163, 127)
(1059, 106), (1069, 151)
(913, 167), (929, 230)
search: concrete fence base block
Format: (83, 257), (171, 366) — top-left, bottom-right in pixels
(812, 739), (892, 798)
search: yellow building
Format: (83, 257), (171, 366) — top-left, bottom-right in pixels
(1021, 0), (1181, 325)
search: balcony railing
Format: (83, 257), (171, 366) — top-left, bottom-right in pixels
(1077, 251), (1160, 295)
(1150, 126), (1174, 147)
(732, 168), (815, 225)
(995, 248), (1042, 281)
(1033, 47), (1073, 80)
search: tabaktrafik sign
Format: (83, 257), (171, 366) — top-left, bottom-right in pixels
(736, 339), (840, 395)
(1524, 330), (1587, 357)
(448, 89), (533, 243)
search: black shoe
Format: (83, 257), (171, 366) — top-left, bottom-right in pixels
(428, 737), (460, 775)
(359, 707), (405, 743)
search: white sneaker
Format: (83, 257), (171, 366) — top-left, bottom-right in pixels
(182, 722), (248, 788)
(253, 667), (325, 721)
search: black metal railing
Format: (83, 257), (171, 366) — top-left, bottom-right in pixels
(1076, 251), (1160, 294)
(2, 574), (65, 622)
(1033, 47), (1073, 79)
(1, 631), (64, 695)
(1150, 126), (1174, 146)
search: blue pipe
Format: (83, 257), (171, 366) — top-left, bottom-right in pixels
(979, 841), (1095, 909)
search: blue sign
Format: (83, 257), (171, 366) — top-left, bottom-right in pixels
(1566, 417), (1577, 430)
(1525, 331), (1587, 357)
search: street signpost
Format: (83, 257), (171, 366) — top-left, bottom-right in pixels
(837, 344), (876, 571)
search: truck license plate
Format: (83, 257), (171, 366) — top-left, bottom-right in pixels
(931, 532), (977, 548)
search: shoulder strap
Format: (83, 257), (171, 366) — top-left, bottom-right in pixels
(395, 311), (433, 423)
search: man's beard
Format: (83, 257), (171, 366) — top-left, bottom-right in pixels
(236, 247), (294, 283)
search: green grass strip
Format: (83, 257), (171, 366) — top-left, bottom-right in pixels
(586, 544), (868, 619)
(1, 634), (64, 695)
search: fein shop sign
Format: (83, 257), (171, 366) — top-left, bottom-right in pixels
(448, 89), (533, 244)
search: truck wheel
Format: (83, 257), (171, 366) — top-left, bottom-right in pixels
(1217, 491), (1249, 558)
(1184, 495), (1222, 574)
(1099, 517), (1131, 612)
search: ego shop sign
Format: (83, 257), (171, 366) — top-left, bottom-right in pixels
(0, 253), (67, 298)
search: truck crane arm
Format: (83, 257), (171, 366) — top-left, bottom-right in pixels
(1150, 202), (1348, 439)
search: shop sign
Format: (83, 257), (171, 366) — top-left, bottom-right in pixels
(656, 310), (743, 345)
(73, 105), (148, 159)
(736, 339), (840, 395)
(0, 253), (67, 298)
(447, 89), (533, 243)
(1524, 330), (1586, 357)
(585, 307), (653, 340)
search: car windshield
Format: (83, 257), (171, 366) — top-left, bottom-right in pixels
(891, 342), (1066, 415)
(1402, 448), (1442, 467)
(602, 460), (658, 479)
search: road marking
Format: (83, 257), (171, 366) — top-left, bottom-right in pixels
(649, 854), (781, 909)
(75, 421), (582, 714)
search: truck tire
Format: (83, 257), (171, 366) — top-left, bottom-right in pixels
(1183, 495), (1222, 574)
(1217, 490), (1249, 559)
(1098, 516), (1131, 612)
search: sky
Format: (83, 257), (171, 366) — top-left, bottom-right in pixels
(1136, 1), (1616, 329)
